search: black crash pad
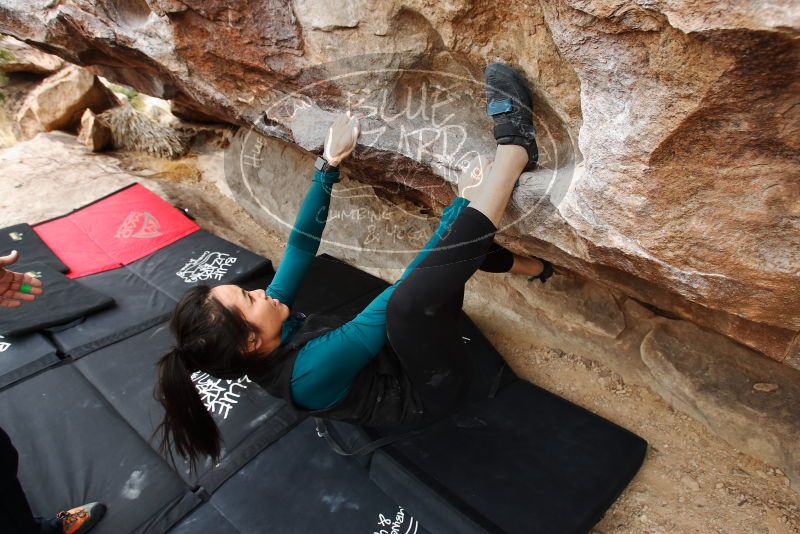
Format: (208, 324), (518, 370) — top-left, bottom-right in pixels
(127, 230), (273, 301)
(48, 266), (177, 359)
(284, 254), (646, 533)
(0, 263), (114, 337)
(366, 379), (647, 534)
(290, 253), (389, 315)
(169, 501), (239, 534)
(75, 322), (302, 493)
(0, 332), (59, 391)
(0, 223), (68, 273)
(204, 419), (429, 534)
(0, 365), (199, 534)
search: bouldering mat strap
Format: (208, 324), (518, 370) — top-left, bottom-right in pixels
(314, 418), (423, 457)
(488, 363), (507, 399)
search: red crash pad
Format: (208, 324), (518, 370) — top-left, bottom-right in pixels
(34, 184), (199, 278)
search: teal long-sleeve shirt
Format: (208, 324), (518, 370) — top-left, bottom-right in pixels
(266, 168), (470, 411)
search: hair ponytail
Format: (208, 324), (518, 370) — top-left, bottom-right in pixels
(153, 285), (262, 471)
(154, 348), (221, 469)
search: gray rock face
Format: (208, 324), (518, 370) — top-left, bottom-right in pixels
(224, 128), (442, 272)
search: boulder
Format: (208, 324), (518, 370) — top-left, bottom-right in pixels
(77, 108), (111, 151)
(641, 321), (800, 493)
(0, 1), (795, 368)
(14, 65), (119, 138)
(0, 108), (15, 148)
(0, 35), (63, 74)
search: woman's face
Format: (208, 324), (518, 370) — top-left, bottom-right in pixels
(211, 285), (289, 353)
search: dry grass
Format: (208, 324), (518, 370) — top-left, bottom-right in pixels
(98, 103), (188, 159)
(115, 150), (202, 185)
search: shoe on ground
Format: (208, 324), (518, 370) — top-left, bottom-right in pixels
(56, 502), (106, 534)
(484, 62), (539, 173)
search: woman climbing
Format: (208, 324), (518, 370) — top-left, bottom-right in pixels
(155, 63), (554, 467)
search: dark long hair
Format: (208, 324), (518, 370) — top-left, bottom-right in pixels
(153, 285), (263, 469)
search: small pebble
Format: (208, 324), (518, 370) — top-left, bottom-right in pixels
(681, 475), (700, 492)
(752, 382), (779, 392)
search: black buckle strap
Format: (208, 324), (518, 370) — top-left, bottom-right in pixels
(314, 418), (424, 457)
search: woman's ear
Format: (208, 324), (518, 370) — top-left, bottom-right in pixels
(247, 332), (262, 353)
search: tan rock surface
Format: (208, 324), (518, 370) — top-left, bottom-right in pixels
(77, 108), (111, 151)
(641, 320), (800, 493)
(1, 1), (796, 367)
(0, 108), (14, 148)
(15, 65), (118, 138)
(0, 35), (63, 74)
(0, 2), (797, 367)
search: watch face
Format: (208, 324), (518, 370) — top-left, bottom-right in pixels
(315, 156), (336, 171)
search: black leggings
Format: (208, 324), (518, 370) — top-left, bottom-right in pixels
(478, 241), (515, 274)
(386, 206), (500, 420)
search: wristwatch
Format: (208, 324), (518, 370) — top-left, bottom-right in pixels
(314, 155), (339, 173)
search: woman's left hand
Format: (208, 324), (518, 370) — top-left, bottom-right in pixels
(323, 111), (361, 167)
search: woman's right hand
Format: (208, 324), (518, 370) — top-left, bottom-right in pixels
(323, 111), (361, 167)
(0, 251), (43, 307)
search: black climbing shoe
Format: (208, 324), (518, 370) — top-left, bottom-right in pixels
(484, 63), (539, 172)
(526, 257), (554, 284)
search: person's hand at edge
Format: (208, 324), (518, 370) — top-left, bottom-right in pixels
(0, 251), (43, 308)
(323, 110), (361, 167)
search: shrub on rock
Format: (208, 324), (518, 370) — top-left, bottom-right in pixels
(97, 103), (188, 159)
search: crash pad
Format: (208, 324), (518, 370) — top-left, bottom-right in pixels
(34, 184), (199, 278)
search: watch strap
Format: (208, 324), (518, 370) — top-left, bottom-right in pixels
(315, 155), (339, 173)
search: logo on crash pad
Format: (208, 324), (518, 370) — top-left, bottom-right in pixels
(373, 507), (418, 534)
(176, 251), (238, 283)
(191, 371), (251, 419)
(8, 232), (23, 241)
(115, 211), (163, 239)
(0, 336), (9, 353)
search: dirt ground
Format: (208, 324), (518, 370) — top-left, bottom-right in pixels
(1, 131), (798, 533)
